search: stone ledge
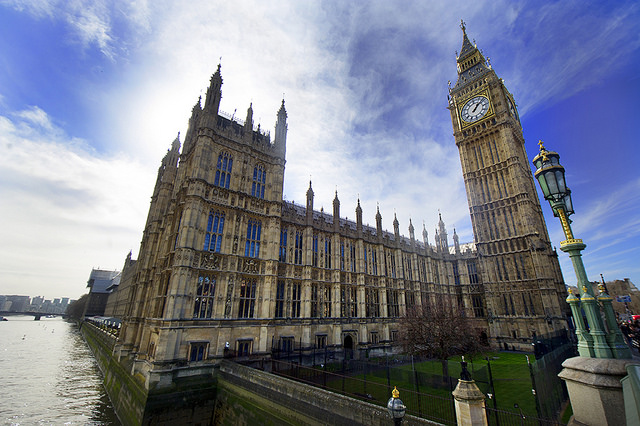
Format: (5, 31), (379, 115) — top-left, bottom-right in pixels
(559, 356), (638, 389)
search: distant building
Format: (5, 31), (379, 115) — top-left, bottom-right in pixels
(2, 295), (30, 312)
(84, 269), (121, 317)
(592, 279), (640, 320)
(104, 252), (136, 319)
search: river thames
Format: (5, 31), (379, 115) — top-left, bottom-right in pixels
(0, 316), (120, 425)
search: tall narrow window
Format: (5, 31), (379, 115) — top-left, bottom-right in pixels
(372, 250), (378, 275)
(279, 229), (287, 262)
(294, 231), (303, 265)
(501, 258), (510, 280)
(324, 239), (332, 269)
(238, 278), (256, 318)
(495, 174), (503, 198)
(529, 294), (536, 315)
(366, 288), (380, 317)
(311, 283), (319, 317)
(387, 289), (399, 317)
(312, 234), (318, 267)
(350, 245), (356, 272)
(323, 284), (332, 317)
(340, 283), (357, 317)
(453, 262), (461, 285)
(204, 211), (225, 252)
(520, 255), (528, 279)
(275, 280), (285, 318)
(291, 282), (301, 317)
(245, 219), (261, 258)
(340, 243), (345, 271)
(467, 262), (479, 284)
(364, 249), (368, 274)
(193, 275), (216, 318)
(390, 254), (396, 278)
(472, 295), (485, 317)
(251, 164), (266, 199)
(214, 152), (233, 189)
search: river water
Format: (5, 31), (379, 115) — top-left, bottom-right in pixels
(0, 316), (120, 425)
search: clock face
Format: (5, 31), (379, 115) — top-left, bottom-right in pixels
(460, 96), (490, 123)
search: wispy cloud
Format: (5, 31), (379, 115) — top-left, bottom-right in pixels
(0, 106), (154, 298)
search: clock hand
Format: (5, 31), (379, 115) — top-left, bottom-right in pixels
(472, 103), (481, 113)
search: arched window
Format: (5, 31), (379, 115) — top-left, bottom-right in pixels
(214, 152), (233, 189)
(204, 211), (225, 252)
(245, 219), (262, 258)
(193, 275), (216, 318)
(252, 164), (266, 199)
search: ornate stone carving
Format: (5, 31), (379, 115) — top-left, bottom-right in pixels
(243, 259), (259, 274)
(200, 253), (220, 270)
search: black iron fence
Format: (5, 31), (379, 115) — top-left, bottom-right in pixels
(239, 353), (568, 426)
(266, 357), (458, 425)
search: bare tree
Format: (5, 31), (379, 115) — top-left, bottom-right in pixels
(399, 297), (485, 378)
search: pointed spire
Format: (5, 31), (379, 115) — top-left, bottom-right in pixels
(356, 198), (363, 232)
(275, 98), (288, 151)
(453, 228), (460, 254)
(333, 190), (340, 230)
(409, 218), (415, 241)
(306, 180), (314, 223)
(193, 96), (202, 112)
(376, 204), (382, 236)
(458, 19), (476, 60)
(244, 102), (254, 132)
(204, 63), (223, 113)
(422, 222), (429, 246)
(172, 132), (180, 151)
(393, 213), (399, 237)
(454, 21), (490, 90)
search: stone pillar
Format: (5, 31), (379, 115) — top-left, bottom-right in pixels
(558, 356), (638, 426)
(452, 361), (488, 426)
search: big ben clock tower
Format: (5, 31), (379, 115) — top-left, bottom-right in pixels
(449, 21), (570, 349)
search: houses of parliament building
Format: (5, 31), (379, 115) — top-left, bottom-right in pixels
(106, 24), (570, 384)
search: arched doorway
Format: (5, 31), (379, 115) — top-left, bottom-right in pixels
(480, 331), (489, 347)
(344, 335), (354, 360)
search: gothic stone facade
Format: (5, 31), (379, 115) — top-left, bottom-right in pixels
(110, 28), (569, 381)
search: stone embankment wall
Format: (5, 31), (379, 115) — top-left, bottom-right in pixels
(80, 322), (441, 425)
(80, 322), (148, 425)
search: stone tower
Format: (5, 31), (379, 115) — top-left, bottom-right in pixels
(448, 22), (569, 347)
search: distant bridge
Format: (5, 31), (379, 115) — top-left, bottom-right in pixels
(0, 311), (64, 320)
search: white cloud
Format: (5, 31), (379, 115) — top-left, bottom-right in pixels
(0, 106), (154, 299)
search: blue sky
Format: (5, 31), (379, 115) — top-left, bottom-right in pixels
(0, 0), (638, 300)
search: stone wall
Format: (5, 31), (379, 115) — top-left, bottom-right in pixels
(81, 322), (218, 426)
(81, 321), (442, 425)
(217, 360), (440, 426)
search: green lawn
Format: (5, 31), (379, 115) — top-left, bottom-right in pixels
(319, 351), (544, 423)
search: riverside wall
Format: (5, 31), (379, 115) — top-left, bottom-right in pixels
(80, 322), (441, 425)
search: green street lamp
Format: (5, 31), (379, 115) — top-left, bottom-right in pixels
(533, 141), (630, 359)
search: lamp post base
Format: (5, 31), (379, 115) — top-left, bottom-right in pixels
(558, 356), (638, 426)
